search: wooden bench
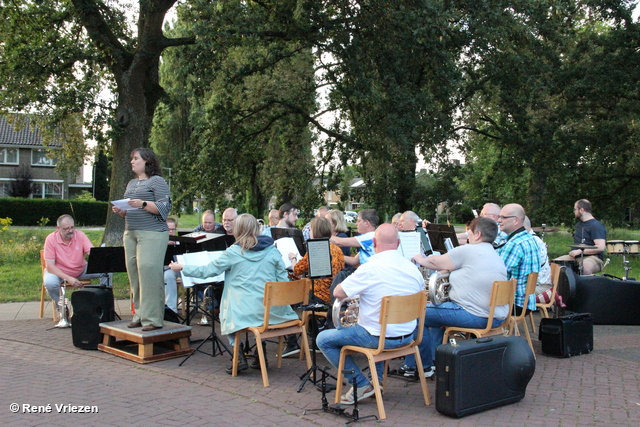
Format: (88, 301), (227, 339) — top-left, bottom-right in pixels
(98, 320), (193, 364)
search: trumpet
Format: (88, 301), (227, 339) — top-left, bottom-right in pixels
(55, 283), (72, 328)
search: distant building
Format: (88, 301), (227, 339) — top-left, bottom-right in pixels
(0, 114), (91, 199)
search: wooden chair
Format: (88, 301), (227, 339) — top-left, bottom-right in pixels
(442, 279), (516, 344)
(334, 291), (431, 420)
(535, 263), (562, 320)
(510, 273), (538, 357)
(231, 278), (312, 387)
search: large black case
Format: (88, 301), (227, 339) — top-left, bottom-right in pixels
(71, 287), (115, 350)
(538, 313), (593, 357)
(435, 336), (535, 418)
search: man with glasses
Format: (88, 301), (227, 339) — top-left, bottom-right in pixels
(555, 199), (606, 275)
(43, 214), (111, 309)
(480, 203), (508, 248)
(218, 208), (238, 235)
(497, 204), (540, 316)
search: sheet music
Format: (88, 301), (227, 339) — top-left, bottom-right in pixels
(399, 232), (422, 260)
(444, 237), (454, 252)
(176, 251), (225, 288)
(307, 239), (332, 279)
(274, 237), (300, 269)
(110, 198), (136, 210)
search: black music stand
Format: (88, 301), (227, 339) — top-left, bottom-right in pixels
(425, 223), (459, 254)
(271, 227), (306, 256)
(86, 246), (127, 320)
(298, 238), (337, 392)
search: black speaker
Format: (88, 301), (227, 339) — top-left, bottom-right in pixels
(71, 287), (115, 350)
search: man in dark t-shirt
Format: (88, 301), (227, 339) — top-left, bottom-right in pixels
(556, 199), (606, 275)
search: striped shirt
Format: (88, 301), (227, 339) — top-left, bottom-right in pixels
(497, 228), (540, 310)
(123, 175), (171, 232)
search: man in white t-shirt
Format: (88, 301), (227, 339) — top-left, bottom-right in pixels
(330, 209), (378, 266)
(401, 217), (507, 378)
(317, 224), (424, 405)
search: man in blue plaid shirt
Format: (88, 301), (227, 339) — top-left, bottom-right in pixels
(497, 204), (540, 315)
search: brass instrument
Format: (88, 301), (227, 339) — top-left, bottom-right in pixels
(54, 283), (72, 328)
(198, 285), (214, 325)
(332, 297), (359, 329)
(428, 271), (451, 306)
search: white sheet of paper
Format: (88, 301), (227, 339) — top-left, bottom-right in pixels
(399, 232), (422, 260)
(176, 251), (225, 288)
(110, 198), (136, 211)
(274, 237), (300, 269)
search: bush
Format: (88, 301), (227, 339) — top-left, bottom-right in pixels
(0, 198), (108, 226)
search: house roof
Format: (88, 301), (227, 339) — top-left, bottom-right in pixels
(0, 114), (62, 148)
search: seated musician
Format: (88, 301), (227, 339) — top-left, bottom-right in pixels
(290, 217), (345, 304)
(170, 214), (298, 374)
(164, 217), (180, 314)
(325, 209), (352, 257)
(554, 199), (606, 275)
(43, 214), (111, 310)
(402, 217), (507, 379)
(523, 216), (554, 303)
(316, 224), (424, 405)
(329, 209), (379, 267)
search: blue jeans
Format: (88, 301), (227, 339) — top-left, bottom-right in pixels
(404, 302), (505, 368)
(316, 324), (413, 388)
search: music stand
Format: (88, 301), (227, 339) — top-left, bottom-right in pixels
(85, 246), (127, 320)
(298, 238), (336, 392)
(271, 227), (306, 256)
(425, 223), (459, 254)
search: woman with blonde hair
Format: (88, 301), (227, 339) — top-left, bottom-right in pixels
(325, 209), (351, 257)
(171, 213), (298, 373)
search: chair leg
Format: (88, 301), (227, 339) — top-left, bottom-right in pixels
(365, 353), (386, 420)
(414, 348), (432, 406)
(334, 349), (347, 404)
(521, 319), (536, 359)
(528, 311), (537, 334)
(255, 333), (269, 387)
(39, 283), (46, 318)
(299, 328), (312, 370)
(232, 332), (242, 377)
(276, 336), (284, 369)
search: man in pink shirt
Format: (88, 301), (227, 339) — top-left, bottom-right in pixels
(43, 214), (111, 308)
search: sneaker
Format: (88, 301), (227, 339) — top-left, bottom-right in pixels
(225, 356), (248, 375)
(423, 365), (435, 379)
(399, 364), (416, 378)
(340, 384), (376, 405)
(281, 341), (300, 358)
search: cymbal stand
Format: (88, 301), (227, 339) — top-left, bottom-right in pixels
(578, 248), (585, 275)
(541, 224), (546, 242)
(623, 244), (632, 281)
(303, 368), (377, 424)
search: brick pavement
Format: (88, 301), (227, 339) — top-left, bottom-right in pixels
(1, 304), (639, 426)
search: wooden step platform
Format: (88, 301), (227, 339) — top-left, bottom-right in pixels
(98, 320), (193, 364)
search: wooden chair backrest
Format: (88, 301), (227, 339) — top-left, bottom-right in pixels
(549, 263), (561, 300)
(259, 278), (310, 329)
(376, 291), (427, 353)
(486, 279), (516, 327)
(40, 250), (46, 273)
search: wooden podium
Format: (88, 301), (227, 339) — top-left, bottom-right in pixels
(98, 320), (193, 364)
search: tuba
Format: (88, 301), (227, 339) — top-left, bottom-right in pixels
(428, 271), (451, 306)
(331, 297), (360, 329)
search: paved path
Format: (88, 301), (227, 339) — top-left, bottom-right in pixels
(1, 302), (639, 426)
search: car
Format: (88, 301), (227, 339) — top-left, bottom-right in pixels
(344, 211), (357, 223)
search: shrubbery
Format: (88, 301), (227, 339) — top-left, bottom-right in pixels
(0, 198), (108, 226)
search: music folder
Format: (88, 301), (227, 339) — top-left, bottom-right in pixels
(271, 227), (306, 256)
(86, 246), (127, 274)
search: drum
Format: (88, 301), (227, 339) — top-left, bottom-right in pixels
(625, 240), (639, 254)
(552, 258), (579, 274)
(606, 240), (625, 254)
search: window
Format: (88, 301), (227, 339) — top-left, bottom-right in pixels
(0, 182), (10, 197)
(31, 149), (58, 167)
(44, 182), (62, 199)
(0, 148), (19, 165)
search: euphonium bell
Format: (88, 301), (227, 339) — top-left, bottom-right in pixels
(54, 283), (72, 328)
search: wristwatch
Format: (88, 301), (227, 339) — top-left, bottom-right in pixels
(141, 201), (147, 209)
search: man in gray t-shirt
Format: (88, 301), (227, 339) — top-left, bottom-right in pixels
(400, 217), (507, 378)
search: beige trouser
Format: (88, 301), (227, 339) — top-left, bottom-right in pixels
(554, 254), (604, 275)
(124, 230), (169, 327)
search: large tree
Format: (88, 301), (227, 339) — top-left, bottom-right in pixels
(0, 1), (193, 244)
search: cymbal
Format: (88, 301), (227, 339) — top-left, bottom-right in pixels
(532, 227), (560, 233)
(569, 244), (598, 250)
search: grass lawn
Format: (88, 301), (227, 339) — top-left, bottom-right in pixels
(2, 216), (640, 303)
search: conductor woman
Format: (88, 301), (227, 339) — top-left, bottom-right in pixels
(112, 147), (171, 331)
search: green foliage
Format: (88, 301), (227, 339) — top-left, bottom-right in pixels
(73, 191), (97, 202)
(0, 198), (108, 226)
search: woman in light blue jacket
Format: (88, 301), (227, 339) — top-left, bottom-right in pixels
(170, 213), (298, 372)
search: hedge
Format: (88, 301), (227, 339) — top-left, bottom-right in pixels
(0, 197), (108, 226)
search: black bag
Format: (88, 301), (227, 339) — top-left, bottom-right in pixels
(539, 313), (593, 357)
(435, 336), (535, 418)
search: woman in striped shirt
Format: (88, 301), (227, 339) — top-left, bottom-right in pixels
(112, 148), (171, 331)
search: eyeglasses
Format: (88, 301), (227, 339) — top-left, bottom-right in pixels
(498, 215), (516, 220)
